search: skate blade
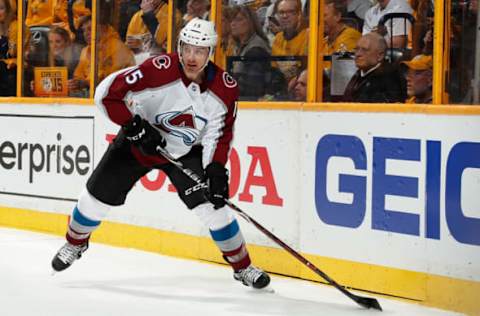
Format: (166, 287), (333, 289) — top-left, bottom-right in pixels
(261, 285), (275, 293)
(251, 285), (275, 294)
(51, 269), (58, 276)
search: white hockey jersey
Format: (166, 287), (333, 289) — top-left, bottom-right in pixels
(94, 53), (239, 167)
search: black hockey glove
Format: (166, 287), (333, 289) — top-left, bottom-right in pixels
(122, 114), (166, 156)
(205, 162), (229, 209)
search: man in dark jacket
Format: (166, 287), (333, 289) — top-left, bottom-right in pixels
(343, 32), (406, 103)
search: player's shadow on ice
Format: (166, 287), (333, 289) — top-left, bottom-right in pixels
(62, 275), (381, 315)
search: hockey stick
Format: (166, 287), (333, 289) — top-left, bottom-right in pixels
(156, 146), (382, 311)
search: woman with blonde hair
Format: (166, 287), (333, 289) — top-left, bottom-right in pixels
(0, 0), (17, 96)
(48, 26), (79, 78)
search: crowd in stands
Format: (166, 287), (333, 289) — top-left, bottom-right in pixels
(1, 0), (185, 97)
(228, 5), (272, 100)
(222, 0), (308, 100)
(219, 0), (436, 102)
(0, 0), (477, 104)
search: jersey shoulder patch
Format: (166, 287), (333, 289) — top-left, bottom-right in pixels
(151, 54), (172, 70)
(208, 65), (239, 107)
(222, 71), (237, 88)
(140, 53), (181, 87)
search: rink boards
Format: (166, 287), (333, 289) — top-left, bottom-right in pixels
(0, 102), (479, 315)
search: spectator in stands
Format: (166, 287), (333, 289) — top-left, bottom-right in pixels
(68, 16), (92, 96)
(230, 5), (271, 100)
(53, 0), (88, 33)
(69, 16), (135, 97)
(271, 0), (308, 82)
(25, 0), (54, 27)
(323, 0), (361, 58)
(346, 0), (372, 30)
(288, 68), (307, 101)
(263, 0), (282, 46)
(67, 0), (92, 45)
(126, 0), (182, 56)
(53, 0), (68, 25)
(28, 26), (78, 96)
(48, 26), (79, 78)
(0, 0), (16, 96)
(323, 0), (361, 101)
(401, 54), (432, 103)
(182, 0), (210, 25)
(251, 0), (271, 26)
(118, 0), (141, 41)
(410, 0), (434, 55)
(69, 0), (92, 30)
(362, 0), (413, 49)
(216, 5), (235, 70)
(421, 27), (433, 55)
(343, 32), (406, 102)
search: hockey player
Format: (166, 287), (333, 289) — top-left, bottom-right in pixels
(51, 18), (271, 289)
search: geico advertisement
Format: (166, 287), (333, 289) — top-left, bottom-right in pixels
(93, 109), (298, 246)
(301, 112), (480, 280)
(0, 115), (94, 200)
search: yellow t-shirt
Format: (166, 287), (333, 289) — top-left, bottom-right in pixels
(73, 0), (91, 29)
(324, 26), (361, 56)
(53, 0), (68, 24)
(126, 4), (182, 52)
(272, 27), (308, 57)
(323, 26), (361, 69)
(271, 27), (308, 80)
(25, 0), (54, 27)
(74, 26), (135, 83)
(73, 47), (90, 82)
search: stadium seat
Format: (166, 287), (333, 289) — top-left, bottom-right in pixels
(378, 12), (415, 64)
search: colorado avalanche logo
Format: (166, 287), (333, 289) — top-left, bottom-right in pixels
(152, 55), (171, 70)
(155, 107), (207, 146)
(222, 72), (237, 88)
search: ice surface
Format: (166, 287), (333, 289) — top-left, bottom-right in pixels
(0, 227), (463, 316)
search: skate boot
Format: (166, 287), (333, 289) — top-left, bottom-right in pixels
(51, 242), (89, 272)
(234, 265), (270, 289)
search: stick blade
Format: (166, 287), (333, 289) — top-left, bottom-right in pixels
(355, 296), (383, 311)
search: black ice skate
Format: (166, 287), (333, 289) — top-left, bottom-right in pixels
(51, 242), (89, 272)
(234, 265), (270, 289)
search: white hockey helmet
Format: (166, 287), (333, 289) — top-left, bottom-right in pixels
(177, 18), (218, 69)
